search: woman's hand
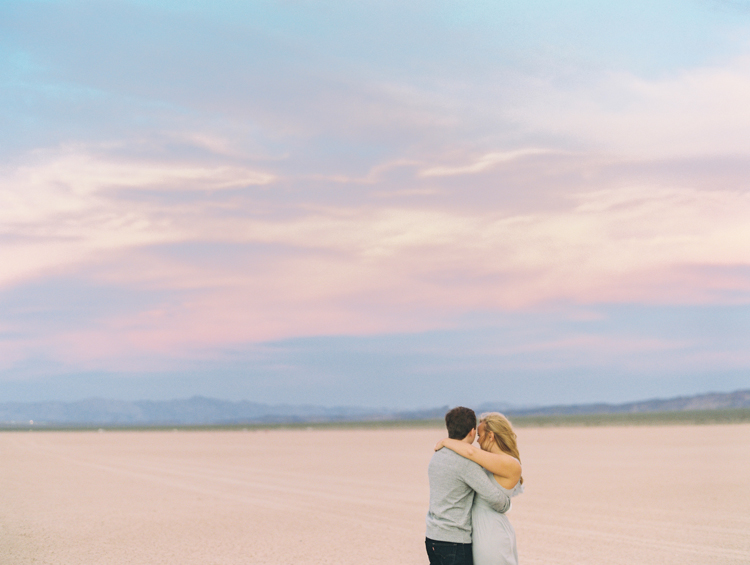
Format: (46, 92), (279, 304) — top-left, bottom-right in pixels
(434, 438), (448, 451)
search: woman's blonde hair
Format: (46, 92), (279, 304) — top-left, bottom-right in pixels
(479, 412), (523, 484)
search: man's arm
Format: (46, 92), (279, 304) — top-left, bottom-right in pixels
(462, 461), (511, 514)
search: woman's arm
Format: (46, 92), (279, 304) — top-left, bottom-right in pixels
(435, 438), (521, 482)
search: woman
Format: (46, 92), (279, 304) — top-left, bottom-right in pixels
(434, 412), (523, 565)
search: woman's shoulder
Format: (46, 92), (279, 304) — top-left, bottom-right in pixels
(488, 470), (524, 495)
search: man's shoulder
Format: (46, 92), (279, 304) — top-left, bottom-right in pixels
(430, 448), (482, 471)
(430, 448), (461, 464)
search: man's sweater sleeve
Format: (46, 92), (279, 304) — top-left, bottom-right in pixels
(462, 463), (511, 514)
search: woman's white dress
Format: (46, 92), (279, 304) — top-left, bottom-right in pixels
(472, 470), (523, 565)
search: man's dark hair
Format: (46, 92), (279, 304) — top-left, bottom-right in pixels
(445, 406), (477, 440)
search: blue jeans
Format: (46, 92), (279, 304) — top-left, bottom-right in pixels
(425, 538), (474, 565)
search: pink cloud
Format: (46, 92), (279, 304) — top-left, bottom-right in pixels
(4, 140), (750, 365)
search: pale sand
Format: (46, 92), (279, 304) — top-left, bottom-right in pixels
(1, 424), (749, 564)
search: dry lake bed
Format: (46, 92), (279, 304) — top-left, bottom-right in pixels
(1, 423), (748, 564)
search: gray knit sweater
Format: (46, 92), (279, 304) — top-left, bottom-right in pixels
(425, 448), (511, 543)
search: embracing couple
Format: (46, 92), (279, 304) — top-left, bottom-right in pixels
(425, 406), (524, 565)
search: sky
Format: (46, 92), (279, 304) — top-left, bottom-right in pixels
(2, 0), (750, 408)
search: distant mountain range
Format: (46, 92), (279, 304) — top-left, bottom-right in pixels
(504, 389), (750, 416)
(1, 389), (748, 426)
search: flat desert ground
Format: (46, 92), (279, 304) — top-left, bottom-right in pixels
(1, 424), (748, 564)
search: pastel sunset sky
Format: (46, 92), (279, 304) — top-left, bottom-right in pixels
(2, 0), (750, 408)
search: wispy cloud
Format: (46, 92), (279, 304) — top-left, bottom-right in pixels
(0, 147), (276, 285)
(516, 56), (750, 157)
(419, 149), (558, 177)
(8, 149), (275, 197)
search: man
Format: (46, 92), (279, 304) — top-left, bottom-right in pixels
(425, 406), (511, 565)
